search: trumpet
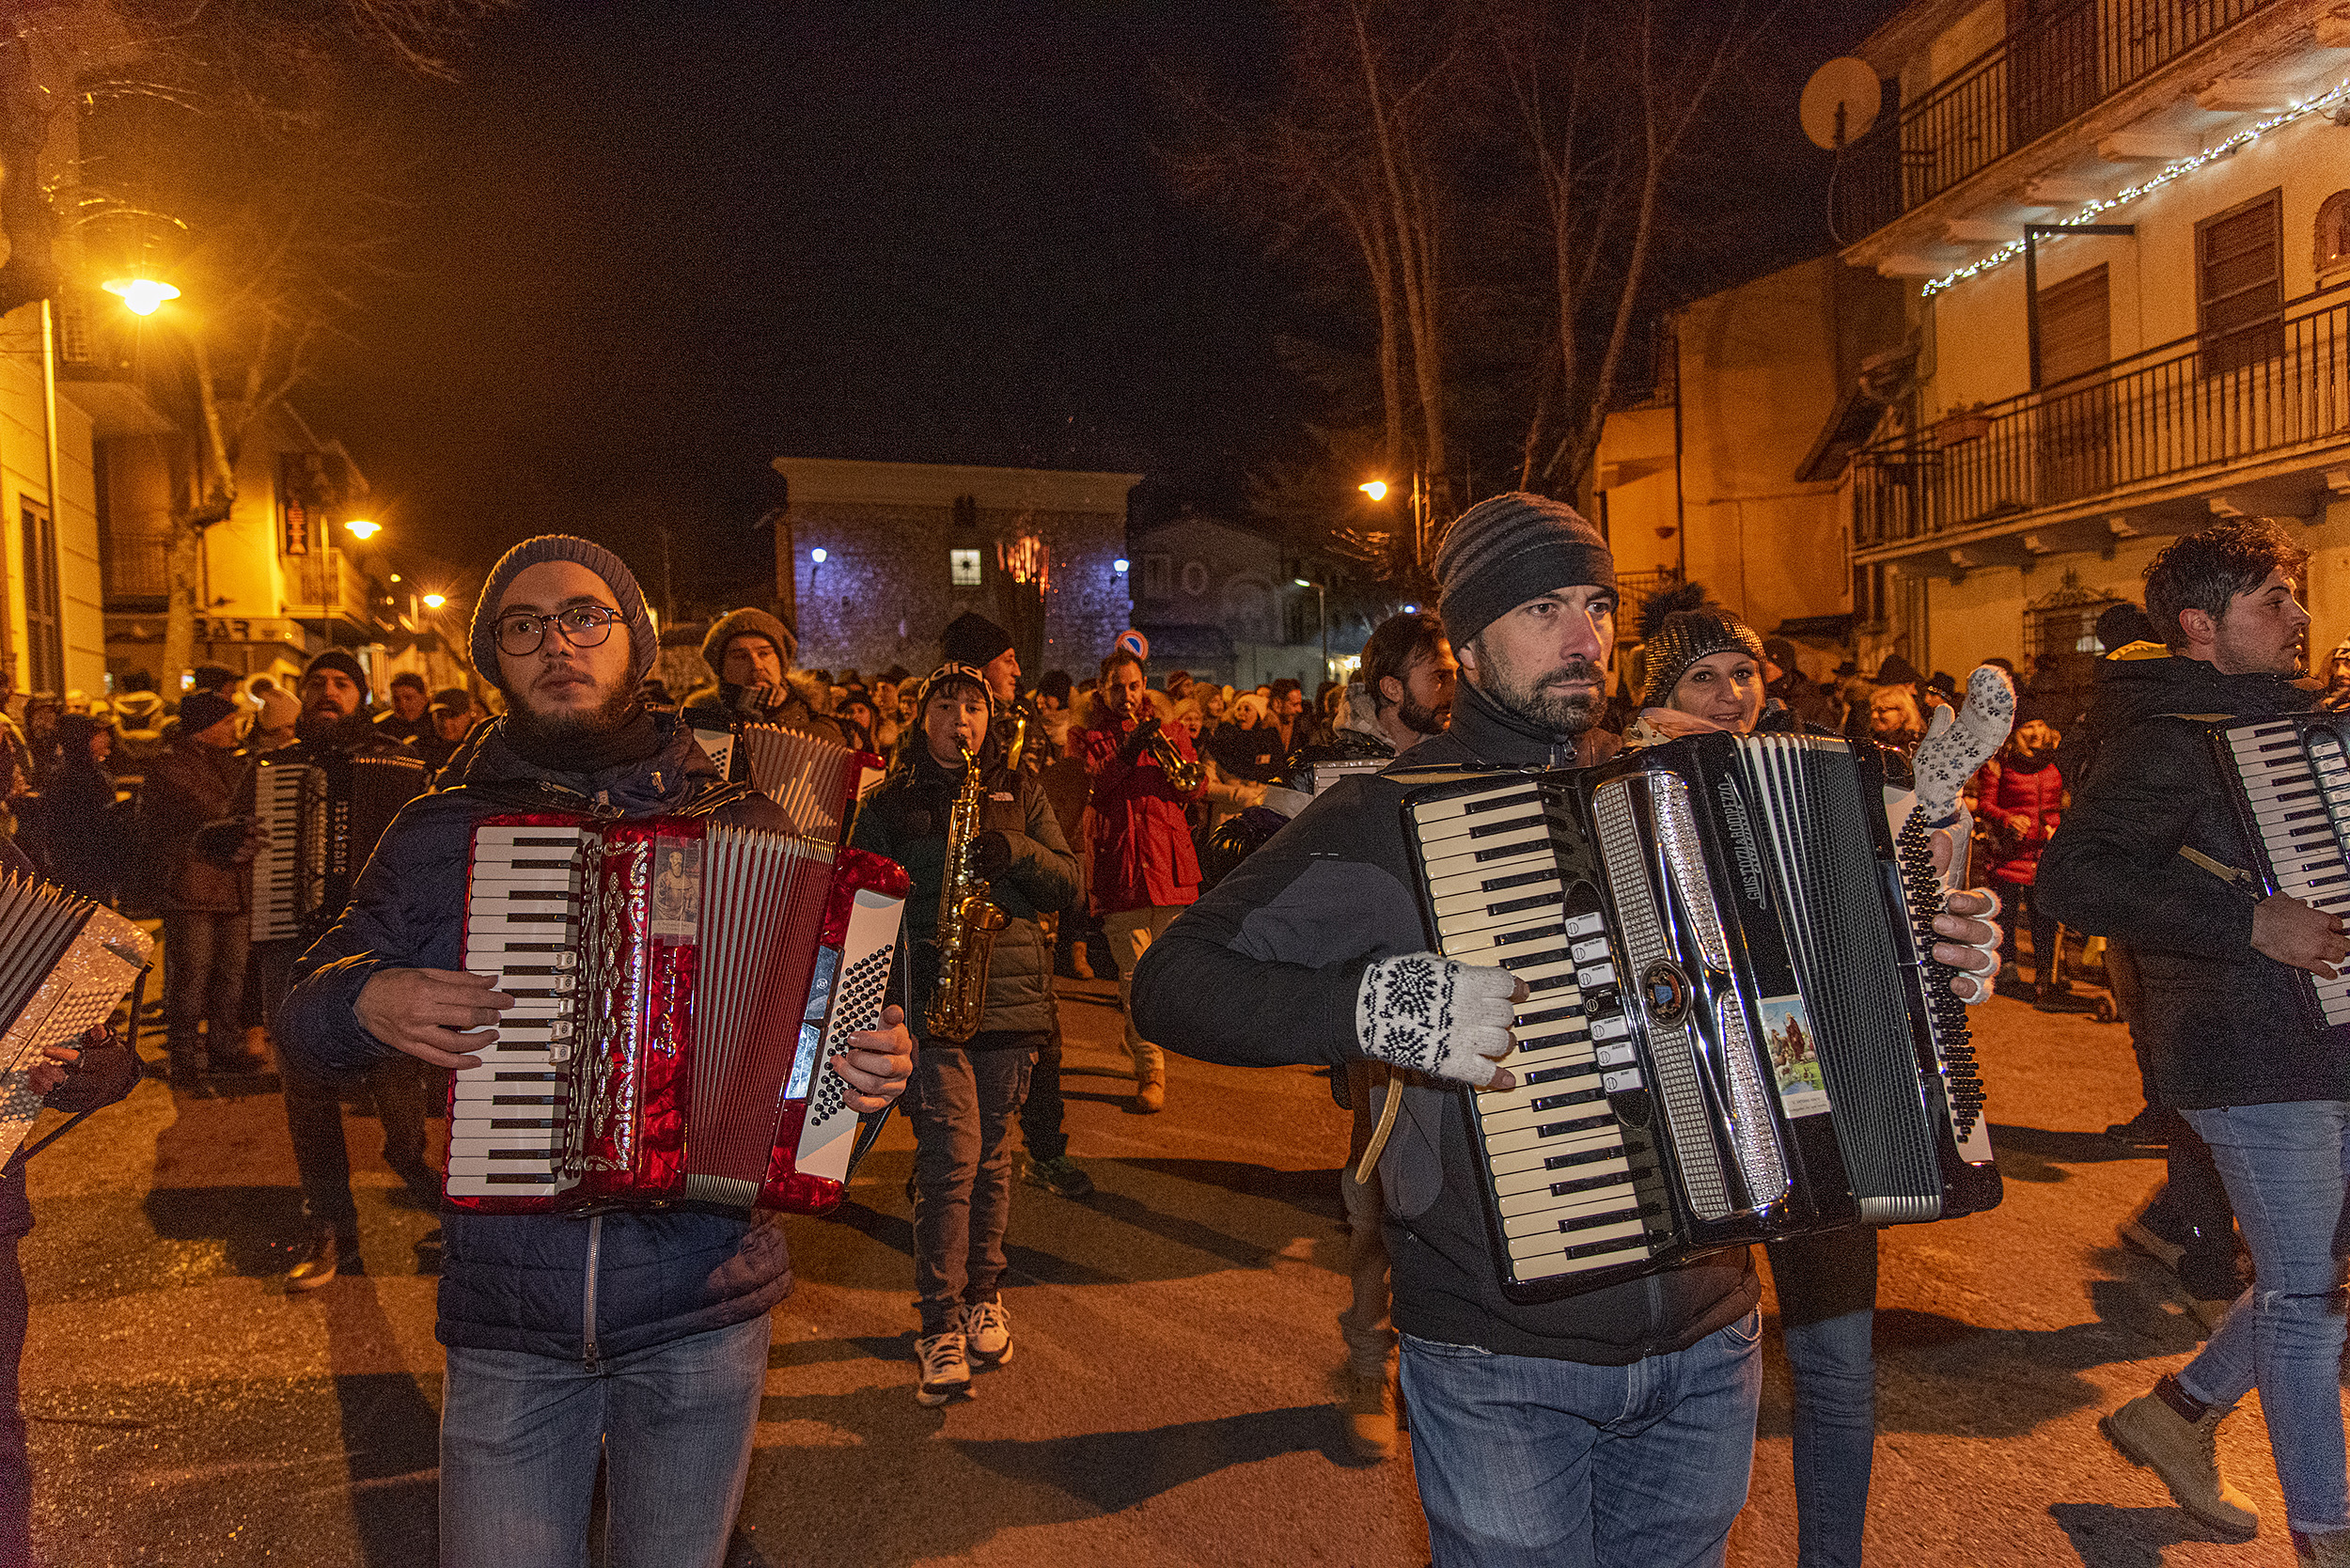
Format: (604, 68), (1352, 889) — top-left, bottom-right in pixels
(1145, 721), (1204, 792)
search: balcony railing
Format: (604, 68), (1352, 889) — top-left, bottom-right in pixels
(285, 549), (375, 622)
(102, 535), (170, 602)
(1831, 0), (2280, 243)
(1853, 289), (2350, 549)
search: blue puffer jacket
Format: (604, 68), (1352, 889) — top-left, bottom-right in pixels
(279, 712), (799, 1359)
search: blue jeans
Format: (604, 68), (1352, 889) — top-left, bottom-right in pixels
(2176, 1101), (2350, 1537)
(1400, 1310), (1763, 1568)
(1764, 1229), (1879, 1568)
(438, 1313), (771, 1568)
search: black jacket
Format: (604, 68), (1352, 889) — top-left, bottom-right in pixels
(2037, 651), (2350, 1108)
(279, 711), (801, 1358)
(1132, 679), (1759, 1364)
(851, 751), (1080, 1038)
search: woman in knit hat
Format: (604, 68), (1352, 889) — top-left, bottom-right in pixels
(1628, 582), (1772, 745)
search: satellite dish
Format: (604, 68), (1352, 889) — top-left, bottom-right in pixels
(1801, 57), (1882, 150)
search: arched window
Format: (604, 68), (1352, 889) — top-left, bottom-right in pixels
(2320, 190), (2350, 279)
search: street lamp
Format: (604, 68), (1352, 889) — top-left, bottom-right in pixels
(421, 592), (446, 609)
(1293, 576), (1328, 677)
(102, 276), (180, 316)
(344, 519), (380, 541)
(1359, 479), (1388, 502)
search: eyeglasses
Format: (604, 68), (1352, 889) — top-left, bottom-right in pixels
(495, 605), (625, 657)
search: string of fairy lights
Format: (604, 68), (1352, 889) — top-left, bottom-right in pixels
(1919, 73), (2350, 298)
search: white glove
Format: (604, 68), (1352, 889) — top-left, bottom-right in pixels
(1911, 665), (2014, 825)
(1355, 953), (1518, 1088)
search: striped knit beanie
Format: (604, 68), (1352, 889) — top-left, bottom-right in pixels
(1636, 582), (1766, 709)
(1434, 493), (1616, 650)
(468, 534), (658, 693)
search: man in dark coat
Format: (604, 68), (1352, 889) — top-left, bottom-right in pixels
(2041, 520), (2350, 1553)
(280, 535), (911, 1568)
(682, 605), (845, 760)
(1135, 494), (1999, 1566)
(140, 690), (265, 1083)
(371, 670), (433, 745)
(249, 650), (436, 1289)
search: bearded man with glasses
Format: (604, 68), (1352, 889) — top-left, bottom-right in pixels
(277, 535), (913, 1567)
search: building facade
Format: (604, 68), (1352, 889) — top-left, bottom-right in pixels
(771, 458), (1138, 682)
(1823, 0), (2350, 690)
(1125, 512), (1335, 689)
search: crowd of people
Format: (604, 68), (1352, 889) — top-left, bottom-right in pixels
(2, 501), (2348, 1567)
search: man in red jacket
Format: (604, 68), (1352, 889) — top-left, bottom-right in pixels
(1075, 648), (1201, 1112)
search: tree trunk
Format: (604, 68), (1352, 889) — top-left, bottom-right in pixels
(161, 514), (203, 688)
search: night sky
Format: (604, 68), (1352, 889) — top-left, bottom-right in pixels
(298, 0), (1897, 614)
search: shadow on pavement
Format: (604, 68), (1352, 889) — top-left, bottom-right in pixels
(320, 1278), (441, 1568)
(827, 1200), (1125, 1287)
(948, 1403), (1347, 1509)
(144, 1184), (309, 1278)
(2046, 1500), (2232, 1565)
(1989, 1123), (2162, 1184)
(1117, 1157), (1346, 1221)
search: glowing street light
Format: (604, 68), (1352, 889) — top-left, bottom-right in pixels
(809, 547), (827, 563)
(421, 592), (447, 609)
(102, 276), (181, 316)
(344, 519), (380, 541)
(1359, 479), (1388, 502)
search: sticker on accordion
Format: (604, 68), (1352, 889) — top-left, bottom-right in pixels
(1760, 996), (1832, 1119)
(650, 836), (702, 940)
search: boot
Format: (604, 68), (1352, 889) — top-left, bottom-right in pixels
(1070, 948), (1095, 980)
(2102, 1377), (2258, 1537)
(2297, 1528), (2350, 1563)
(207, 1027), (270, 1076)
(1135, 1071), (1166, 1114)
(1340, 1369), (1398, 1462)
(286, 1227), (349, 1294)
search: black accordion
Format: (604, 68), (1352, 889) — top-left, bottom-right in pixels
(2206, 711), (2350, 1031)
(249, 750), (432, 941)
(1399, 730), (1999, 1304)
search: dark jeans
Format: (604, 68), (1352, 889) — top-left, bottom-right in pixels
(1763, 1228), (1880, 1568)
(283, 1050), (436, 1237)
(1997, 880), (2059, 986)
(2108, 945), (2239, 1292)
(1018, 1007), (1070, 1164)
(911, 1033), (1038, 1334)
(163, 908), (250, 1067)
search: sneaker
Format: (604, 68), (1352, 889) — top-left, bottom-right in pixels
(2120, 1217), (2186, 1274)
(1021, 1152), (1095, 1199)
(915, 1331), (972, 1406)
(963, 1299), (1013, 1367)
(1340, 1369), (1398, 1462)
(2103, 1387), (2259, 1536)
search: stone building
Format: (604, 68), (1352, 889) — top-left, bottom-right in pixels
(770, 458), (1137, 682)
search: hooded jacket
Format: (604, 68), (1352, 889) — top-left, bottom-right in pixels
(1131, 677), (1759, 1364)
(2037, 648), (2349, 1108)
(850, 745), (1080, 1038)
(277, 711), (800, 1358)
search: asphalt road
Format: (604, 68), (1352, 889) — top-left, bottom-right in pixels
(16, 966), (2326, 1566)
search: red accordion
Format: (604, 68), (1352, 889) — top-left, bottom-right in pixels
(447, 810), (907, 1215)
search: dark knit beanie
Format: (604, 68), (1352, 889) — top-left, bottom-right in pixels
(914, 662), (995, 719)
(469, 535), (658, 693)
(1636, 583), (1766, 709)
(700, 605), (798, 676)
(302, 649), (372, 703)
(941, 612), (1014, 668)
(1434, 493), (1616, 650)
(178, 690), (240, 736)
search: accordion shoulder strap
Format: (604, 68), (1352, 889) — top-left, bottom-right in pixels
(675, 780), (760, 818)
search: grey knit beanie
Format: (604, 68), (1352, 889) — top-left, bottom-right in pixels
(469, 534), (657, 692)
(700, 605), (798, 676)
(1434, 493), (1616, 650)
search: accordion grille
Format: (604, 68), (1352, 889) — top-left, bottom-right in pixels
(1592, 779), (1729, 1221)
(1737, 737), (1940, 1222)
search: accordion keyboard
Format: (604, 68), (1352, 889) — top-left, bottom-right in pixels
(1410, 778), (1655, 1283)
(2227, 717), (2350, 1025)
(249, 761), (307, 943)
(447, 823), (586, 1199)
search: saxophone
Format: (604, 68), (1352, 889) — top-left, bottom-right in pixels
(924, 742), (1011, 1043)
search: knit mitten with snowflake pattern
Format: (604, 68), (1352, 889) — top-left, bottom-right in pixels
(1354, 954), (1519, 1088)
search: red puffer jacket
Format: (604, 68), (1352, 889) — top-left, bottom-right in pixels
(1974, 754), (2064, 886)
(1074, 690), (1204, 916)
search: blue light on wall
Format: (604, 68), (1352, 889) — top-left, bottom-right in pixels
(810, 547), (827, 563)
(1113, 557), (1129, 573)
